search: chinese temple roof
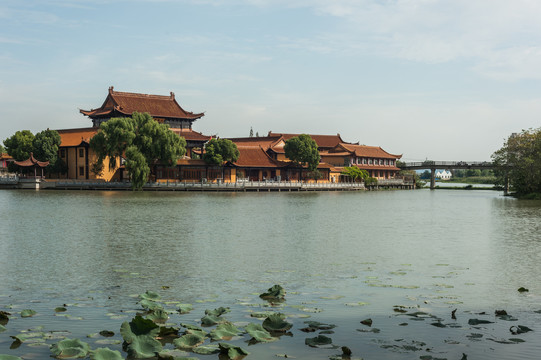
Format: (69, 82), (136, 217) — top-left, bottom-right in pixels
(231, 146), (284, 168)
(80, 87), (204, 121)
(227, 135), (284, 151)
(13, 153), (49, 168)
(331, 143), (402, 159)
(268, 132), (350, 149)
(171, 128), (212, 142)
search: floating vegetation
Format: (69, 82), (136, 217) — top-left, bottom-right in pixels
(0, 284), (539, 360)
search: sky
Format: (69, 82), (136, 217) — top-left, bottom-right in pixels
(2, 0), (541, 162)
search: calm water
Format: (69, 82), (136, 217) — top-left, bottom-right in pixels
(0, 189), (540, 359)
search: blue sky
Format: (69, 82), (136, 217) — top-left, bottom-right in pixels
(2, 0), (541, 161)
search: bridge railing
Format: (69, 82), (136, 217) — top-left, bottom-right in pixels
(400, 161), (493, 168)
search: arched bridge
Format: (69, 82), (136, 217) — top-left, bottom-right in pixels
(399, 161), (496, 190)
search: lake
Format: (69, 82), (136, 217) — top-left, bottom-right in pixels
(0, 189), (540, 359)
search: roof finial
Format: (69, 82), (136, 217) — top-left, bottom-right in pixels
(109, 86), (114, 94)
(170, 91), (175, 99)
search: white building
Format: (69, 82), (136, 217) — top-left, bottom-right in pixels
(435, 169), (452, 180)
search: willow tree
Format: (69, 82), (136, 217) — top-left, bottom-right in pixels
(492, 128), (541, 197)
(203, 138), (240, 180)
(341, 166), (369, 182)
(90, 112), (186, 190)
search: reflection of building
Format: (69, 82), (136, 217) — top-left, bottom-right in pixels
(51, 87), (403, 184)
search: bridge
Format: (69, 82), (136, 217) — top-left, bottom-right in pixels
(398, 161), (503, 191)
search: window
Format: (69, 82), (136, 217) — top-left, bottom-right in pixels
(385, 159), (388, 166)
(79, 148), (84, 157)
(79, 166), (84, 176)
(369, 159), (373, 165)
(363, 158), (367, 164)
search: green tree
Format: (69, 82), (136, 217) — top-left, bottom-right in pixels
(32, 129), (66, 174)
(4, 130), (35, 161)
(89, 112), (186, 190)
(284, 134), (320, 174)
(0, 143), (5, 154)
(492, 128), (541, 196)
(341, 166), (369, 182)
(203, 138), (240, 166)
(420, 170), (431, 179)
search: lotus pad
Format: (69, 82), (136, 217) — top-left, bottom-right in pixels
(210, 322), (242, 341)
(90, 347), (123, 360)
(50, 338), (90, 358)
(218, 342), (249, 359)
(245, 323), (276, 343)
(259, 285), (286, 301)
(262, 313), (292, 332)
(173, 333), (206, 349)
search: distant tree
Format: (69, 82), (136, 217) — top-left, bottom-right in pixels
(341, 166), (369, 182)
(466, 169), (482, 177)
(203, 138), (240, 166)
(249, 127), (254, 137)
(284, 134), (320, 175)
(0, 143), (5, 154)
(4, 130), (35, 161)
(492, 128), (541, 197)
(420, 170), (431, 179)
(90, 112), (186, 190)
(256, 131), (259, 137)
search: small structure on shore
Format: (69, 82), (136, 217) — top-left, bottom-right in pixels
(14, 152), (49, 178)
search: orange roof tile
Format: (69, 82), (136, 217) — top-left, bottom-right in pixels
(268, 132), (349, 149)
(227, 136), (284, 151)
(335, 143), (402, 159)
(231, 146), (283, 168)
(14, 152), (49, 167)
(56, 128), (98, 147)
(171, 128), (212, 142)
(80, 87), (204, 120)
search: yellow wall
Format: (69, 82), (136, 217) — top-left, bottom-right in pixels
(58, 146), (119, 181)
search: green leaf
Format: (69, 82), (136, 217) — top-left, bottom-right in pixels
(0, 325), (6, 333)
(468, 319), (494, 325)
(262, 313), (292, 332)
(120, 315), (160, 342)
(146, 308), (169, 323)
(125, 335), (162, 359)
(55, 307), (67, 313)
(518, 287), (529, 293)
(177, 304), (193, 314)
(245, 323), (276, 343)
(90, 348), (123, 360)
(305, 335), (333, 348)
(173, 333), (206, 350)
(201, 315), (224, 326)
(99, 330), (115, 337)
(192, 344), (220, 355)
(50, 338), (90, 359)
(0, 355), (23, 360)
(205, 307), (230, 317)
(140, 299), (163, 311)
(259, 285), (286, 301)
(20, 309), (37, 318)
(218, 342), (249, 359)
(210, 322), (242, 341)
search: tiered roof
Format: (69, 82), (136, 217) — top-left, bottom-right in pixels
(336, 143), (402, 159)
(231, 146), (284, 168)
(171, 128), (212, 142)
(80, 87), (204, 121)
(13, 153), (49, 168)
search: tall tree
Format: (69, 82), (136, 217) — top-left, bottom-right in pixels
(203, 138), (240, 166)
(0, 143), (5, 154)
(341, 166), (369, 182)
(492, 128), (541, 196)
(90, 112), (186, 190)
(249, 127), (254, 137)
(4, 130), (35, 161)
(284, 134), (320, 173)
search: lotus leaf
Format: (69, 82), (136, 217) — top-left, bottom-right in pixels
(201, 315), (224, 326)
(0, 311), (9, 325)
(218, 342), (249, 359)
(210, 322), (242, 341)
(158, 326), (179, 338)
(510, 325), (533, 335)
(173, 333), (206, 349)
(0, 325), (5, 333)
(468, 319), (494, 326)
(305, 335), (333, 348)
(90, 347), (123, 360)
(20, 309), (36, 318)
(259, 285), (286, 301)
(262, 313), (292, 332)
(50, 338), (90, 358)
(140, 291), (161, 301)
(146, 309), (169, 323)
(181, 323), (204, 333)
(192, 344), (220, 355)
(301, 321), (336, 332)
(120, 316), (160, 342)
(125, 334), (163, 359)
(0, 355), (23, 360)
(177, 304), (193, 314)
(205, 307), (230, 317)
(245, 323), (276, 343)
(140, 299), (163, 311)
(250, 311), (274, 318)
(518, 287), (529, 293)
(55, 307), (67, 312)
